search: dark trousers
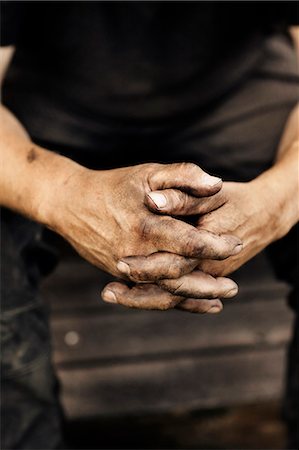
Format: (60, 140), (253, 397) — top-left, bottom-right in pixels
(1, 210), (63, 449)
(1, 33), (298, 449)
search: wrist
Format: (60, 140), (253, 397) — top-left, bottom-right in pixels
(33, 149), (85, 229)
(251, 155), (299, 241)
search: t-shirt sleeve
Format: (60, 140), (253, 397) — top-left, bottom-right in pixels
(1, 1), (26, 46)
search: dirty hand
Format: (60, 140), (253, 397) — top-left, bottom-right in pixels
(196, 179), (291, 277)
(103, 177), (286, 313)
(101, 176), (244, 313)
(48, 162), (242, 280)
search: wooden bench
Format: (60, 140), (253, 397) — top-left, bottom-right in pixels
(42, 250), (293, 420)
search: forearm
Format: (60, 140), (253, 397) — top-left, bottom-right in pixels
(0, 104), (80, 225)
(252, 104), (299, 240)
(253, 32), (299, 239)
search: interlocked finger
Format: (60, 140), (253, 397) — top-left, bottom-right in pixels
(117, 253), (198, 282)
(101, 281), (183, 310)
(158, 270), (238, 299)
(176, 298), (223, 314)
(101, 279), (233, 314)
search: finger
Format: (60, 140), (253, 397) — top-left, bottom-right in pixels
(101, 281), (183, 310)
(176, 298), (224, 314)
(158, 271), (238, 299)
(117, 253), (198, 282)
(146, 188), (226, 215)
(148, 162), (222, 197)
(101, 281), (224, 314)
(146, 216), (243, 259)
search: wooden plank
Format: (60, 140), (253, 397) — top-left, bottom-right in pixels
(51, 299), (293, 367)
(45, 248), (293, 419)
(42, 260), (114, 314)
(58, 346), (287, 419)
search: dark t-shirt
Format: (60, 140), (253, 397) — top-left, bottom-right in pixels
(1, 1), (298, 153)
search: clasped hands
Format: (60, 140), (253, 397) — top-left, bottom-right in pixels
(52, 162), (276, 314)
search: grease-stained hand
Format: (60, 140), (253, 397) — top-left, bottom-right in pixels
(102, 178), (279, 313)
(49, 162), (242, 287)
(101, 179), (247, 313)
(195, 179), (284, 277)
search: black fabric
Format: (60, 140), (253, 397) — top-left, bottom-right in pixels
(0, 1), (26, 46)
(0, 210), (64, 450)
(266, 224), (299, 313)
(1, 2), (298, 130)
(1, 1), (297, 47)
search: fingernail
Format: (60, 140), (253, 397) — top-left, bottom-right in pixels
(224, 287), (239, 298)
(117, 261), (130, 276)
(231, 243), (243, 255)
(208, 305), (222, 314)
(102, 289), (117, 304)
(148, 192), (167, 209)
(202, 174), (222, 187)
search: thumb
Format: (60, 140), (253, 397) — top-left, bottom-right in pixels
(149, 162), (222, 197)
(146, 188), (226, 215)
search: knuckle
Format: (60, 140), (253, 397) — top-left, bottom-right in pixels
(170, 190), (186, 212)
(172, 281), (186, 296)
(185, 231), (205, 257)
(183, 162), (199, 173)
(132, 267), (154, 282)
(129, 267), (144, 281)
(191, 162), (201, 174)
(204, 278), (222, 298)
(125, 297), (139, 309)
(146, 162), (161, 175)
(161, 298), (178, 310)
(198, 231), (226, 260)
(186, 162), (203, 178)
(185, 300), (210, 314)
(147, 163), (165, 181)
(173, 161), (200, 180)
(195, 199), (208, 215)
(169, 263), (185, 279)
(149, 162), (161, 170)
(200, 303), (212, 314)
(176, 161), (189, 171)
(181, 299), (217, 314)
(160, 279), (186, 296)
(181, 193), (193, 214)
(208, 288), (220, 299)
(137, 217), (153, 239)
